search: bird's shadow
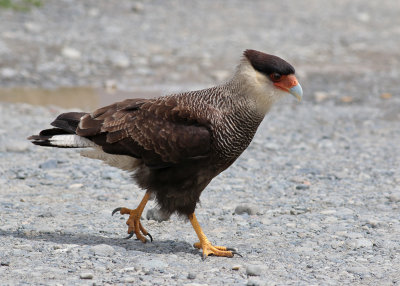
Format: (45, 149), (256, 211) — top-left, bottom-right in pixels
(0, 228), (197, 256)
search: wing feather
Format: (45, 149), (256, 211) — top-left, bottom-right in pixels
(76, 97), (211, 167)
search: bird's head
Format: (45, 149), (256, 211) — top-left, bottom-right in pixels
(237, 49), (303, 114)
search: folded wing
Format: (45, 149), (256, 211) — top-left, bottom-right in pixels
(76, 98), (211, 168)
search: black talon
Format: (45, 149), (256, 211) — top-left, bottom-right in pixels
(226, 248), (243, 257)
(112, 207), (122, 216)
(125, 231), (134, 239)
(146, 232), (153, 242)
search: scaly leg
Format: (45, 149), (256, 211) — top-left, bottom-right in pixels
(189, 213), (240, 258)
(112, 192), (152, 243)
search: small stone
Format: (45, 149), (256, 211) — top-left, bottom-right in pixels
(323, 216), (338, 223)
(380, 93), (392, 99)
(62, 47), (81, 59)
(354, 238), (373, 248)
(140, 259), (168, 270)
(132, 3), (144, 13)
(104, 79), (118, 91)
(16, 171), (27, 179)
(69, 183), (83, 189)
(232, 264), (241, 270)
(187, 272), (196, 279)
(6, 141), (29, 152)
(235, 205), (256, 215)
(1, 68), (17, 78)
(38, 212), (54, 218)
(387, 194), (400, 203)
(111, 53), (130, 68)
(357, 13), (370, 23)
(88, 8), (99, 17)
(89, 244), (116, 257)
(79, 272), (93, 279)
(314, 91), (330, 102)
(146, 207), (169, 222)
(24, 22), (42, 33)
(1, 261), (10, 266)
(296, 184), (310, 190)
(340, 96), (353, 103)
(39, 159), (58, 169)
(247, 277), (264, 286)
(246, 264), (265, 276)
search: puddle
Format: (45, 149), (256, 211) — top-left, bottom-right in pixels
(0, 86), (162, 110)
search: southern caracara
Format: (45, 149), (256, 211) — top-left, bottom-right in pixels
(28, 49), (303, 258)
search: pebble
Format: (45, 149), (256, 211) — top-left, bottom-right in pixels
(247, 277), (265, 286)
(61, 47), (81, 59)
(232, 265), (241, 270)
(187, 272), (196, 279)
(5, 141), (29, 152)
(1, 261), (10, 266)
(140, 259), (168, 270)
(89, 244), (116, 257)
(387, 194), (400, 203)
(246, 264), (265, 276)
(110, 52), (130, 68)
(1, 68), (17, 78)
(353, 238), (373, 249)
(314, 91), (330, 102)
(79, 272), (94, 279)
(39, 159), (58, 169)
(295, 184), (310, 190)
(235, 205), (256, 215)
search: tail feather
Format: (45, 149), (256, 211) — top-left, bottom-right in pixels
(51, 112), (87, 133)
(28, 112), (95, 148)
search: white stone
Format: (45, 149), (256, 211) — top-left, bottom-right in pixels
(62, 47), (81, 59)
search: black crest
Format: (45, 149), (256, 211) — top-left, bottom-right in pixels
(244, 49), (295, 75)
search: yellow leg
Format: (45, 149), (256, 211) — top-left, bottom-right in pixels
(112, 192), (152, 243)
(189, 213), (236, 258)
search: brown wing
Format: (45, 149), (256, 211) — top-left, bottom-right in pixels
(76, 97), (211, 168)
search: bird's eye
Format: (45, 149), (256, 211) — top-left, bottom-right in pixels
(270, 73), (282, 82)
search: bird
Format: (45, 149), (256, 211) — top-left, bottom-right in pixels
(28, 49), (303, 258)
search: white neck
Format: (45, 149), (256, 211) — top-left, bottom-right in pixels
(230, 59), (285, 116)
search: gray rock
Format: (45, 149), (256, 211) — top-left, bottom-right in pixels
(61, 47), (81, 59)
(187, 272), (196, 279)
(5, 141), (30, 152)
(89, 244), (116, 257)
(1, 261), (10, 266)
(79, 272), (93, 279)
(1, 68), (17, 78)
(235, 205), (257, 215)
(110, 52), (130, 68)
(388, 194), (400, 203)
(140, 259), (168, 270)
(296, 184), (310, 190)
(246, 265), (266, 276)
(39, 159), (58, 169)
(247, 277), (267, 286)
(354, 238), (373, 248)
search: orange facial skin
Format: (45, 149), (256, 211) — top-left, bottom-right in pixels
(272, 74), (299, 92)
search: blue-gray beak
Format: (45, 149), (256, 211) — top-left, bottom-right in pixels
(289, 83), (303, 101)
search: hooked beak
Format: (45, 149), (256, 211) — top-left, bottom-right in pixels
(289, 83), (303, 102)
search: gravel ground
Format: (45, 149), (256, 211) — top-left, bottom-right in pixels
(1, 1), (400, 285)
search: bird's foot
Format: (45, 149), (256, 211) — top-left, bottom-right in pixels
(112, 207), (153, 243)
(193, 241), (241, 259)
